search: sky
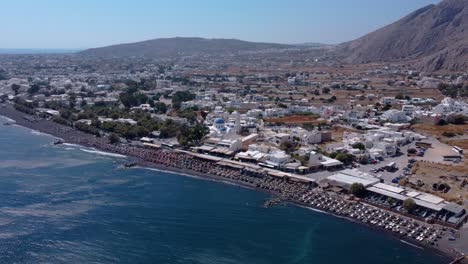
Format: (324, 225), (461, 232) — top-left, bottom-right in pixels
(1, 0), (440, 49)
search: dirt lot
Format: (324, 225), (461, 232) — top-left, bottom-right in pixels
(412, 124), (468, 150)
(265, 115), (320, 125)
(443, 138), (468, 150)
(412, 124), (468, 138)
(330, 126), (362, 141)
(404, 161), (468, 206)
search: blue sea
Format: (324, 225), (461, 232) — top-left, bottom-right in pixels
(0, 118), (448, 264)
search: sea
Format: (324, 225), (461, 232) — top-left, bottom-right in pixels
(0, 117), (449, 264)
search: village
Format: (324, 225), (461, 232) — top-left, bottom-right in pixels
(0, 53), (467, 256)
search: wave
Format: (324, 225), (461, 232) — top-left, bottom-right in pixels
(79, 148), (127, 158)
(63, 143), (80, 147)
(297, 205), (331, 216)
(0, 116), (15, 123)
(400, 240), (423, 249)
(31, 130), (53, 137)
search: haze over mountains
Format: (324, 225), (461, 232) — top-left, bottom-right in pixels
(79, 0), (467, 72)
(79, 37), (291, 58)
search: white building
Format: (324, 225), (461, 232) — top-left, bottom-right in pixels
(381, 110), (410, 123)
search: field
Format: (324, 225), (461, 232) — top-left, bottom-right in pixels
(265, 115), (320, 125)
(412, 124), (468, 138)
(412, 124), (468, 150)
(406, 161), (468, 206)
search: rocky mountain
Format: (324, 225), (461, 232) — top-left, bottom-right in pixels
(338, 0), (468, 71)
(79, 37), (291, 58)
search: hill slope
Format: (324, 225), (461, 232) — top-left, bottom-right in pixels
(338, 0), (468, 71)
(79, 37), (291, 58)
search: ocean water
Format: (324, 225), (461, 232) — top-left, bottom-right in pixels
(0, 120), (448, 264)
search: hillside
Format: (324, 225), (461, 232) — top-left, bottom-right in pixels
(79, 37), (291, 58)
(338, 0), (468, 71)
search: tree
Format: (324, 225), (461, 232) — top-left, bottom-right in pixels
(322, 87), (331, 94)
(280, 141), (296, 154)
(437, 119), (448, 126)
(447, 115), (467, 125)
(352, 142), (366, 151)
(382, 104), (392, 111)
(177, 123), (207, 147)
(154, 102), (167, 114)
(109, 133), (120, 144)
(403, 198), (417, 213)
(350, 183), (367, 198)
(442, 131), (456, 137)
(172, 91), (196, 110)
(335, 153), (355, 164)
(395, 93), (404, 100)
(27, 84), (40, 94)
(11, 84), (20, 95)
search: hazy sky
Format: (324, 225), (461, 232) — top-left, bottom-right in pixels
(1, 0), (440, 49)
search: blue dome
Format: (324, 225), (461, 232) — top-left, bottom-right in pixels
(214, 118), (225, 124)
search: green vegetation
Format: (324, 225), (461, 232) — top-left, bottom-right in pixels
(403, 198), (417, 213)
(280, 141), (298, 154)
(446, 115), (467, 125)
(292, 153), (310, 166)
(27, 84), (40, 94)
(442, 131), (456, 137)
(350, 183), (367, 198)
(351, 142), (366, 151)
(154, 102), (167, 114)
(177, 123), (208, 147)
(438, 83), (467, 98)
(437, 119), (448, 126)
(329, 152), (355, 165)
(109, 133), (120, 144)
(52, 116), (72, 126)
(14, 103), (35, 115)
(75, 122), (100, 137)
(172, 91), (196, 110)
(11, 84), (21, 95)
(119, 88), (149, 108)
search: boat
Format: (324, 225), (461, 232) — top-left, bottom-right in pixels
(53, 139), (64, 145)
(263, 197), (282, 208)
(123, 162), (137, 168)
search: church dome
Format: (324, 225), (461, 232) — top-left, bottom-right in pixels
(214, 118), (225, 125)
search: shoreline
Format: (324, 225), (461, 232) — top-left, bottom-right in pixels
(0, 106), (462, 263)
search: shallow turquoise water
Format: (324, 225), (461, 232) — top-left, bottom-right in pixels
(0, 120), (448, 263)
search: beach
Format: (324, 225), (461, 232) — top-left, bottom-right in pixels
(0, 104), (465, 263)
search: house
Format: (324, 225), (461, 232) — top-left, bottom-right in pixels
(380, 97), (396, 105)
(401, 105), (416, 116)
(381, 110), (410, 123)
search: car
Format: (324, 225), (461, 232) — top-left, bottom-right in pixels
(392, 177), (401, 184)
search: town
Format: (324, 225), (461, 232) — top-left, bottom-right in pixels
(0, 50), (467, 258)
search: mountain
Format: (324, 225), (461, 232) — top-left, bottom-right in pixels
(79, 37), (291, 58)
(338, 0), (468, 71)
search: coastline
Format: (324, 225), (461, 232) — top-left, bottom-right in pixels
(0, 106), (462, 263)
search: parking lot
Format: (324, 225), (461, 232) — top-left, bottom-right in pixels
(358, 138), (460, 185)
